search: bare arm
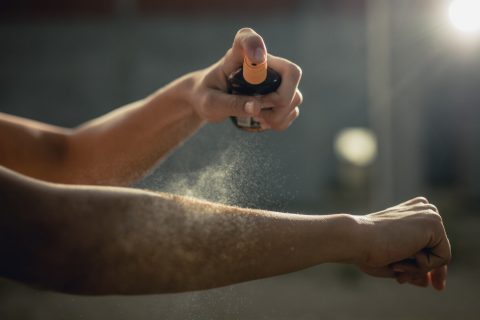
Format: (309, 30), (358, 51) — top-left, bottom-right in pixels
(0, 166), (451, 295)
(0, 28), (303, 185)
(0, 165), (357, 294)
(0, 76), (203, 185)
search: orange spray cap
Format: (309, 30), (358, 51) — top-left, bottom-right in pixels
(243, 56), (267, 85)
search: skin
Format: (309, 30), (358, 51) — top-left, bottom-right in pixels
(0, 29), (302, 186)
(0, 28), (451, 295)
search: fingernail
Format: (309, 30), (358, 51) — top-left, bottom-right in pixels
(442, 280), (446, 289)
(254, 47), (266, 63)
(244, 101), (255, 114)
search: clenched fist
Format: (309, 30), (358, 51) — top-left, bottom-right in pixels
(353, 197), (452, 291)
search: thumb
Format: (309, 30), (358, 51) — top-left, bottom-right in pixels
(415, 247), (449, 271)
(222, 28), (267, 76)
(205, 90), (261, 120)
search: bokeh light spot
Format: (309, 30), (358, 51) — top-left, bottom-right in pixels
(334, 128), (377, 167)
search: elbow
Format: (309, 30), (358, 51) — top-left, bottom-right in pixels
(26, 128), (76, 184)
(40, 129), (101, 185)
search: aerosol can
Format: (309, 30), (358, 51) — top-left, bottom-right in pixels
(228, 55), (281, 132)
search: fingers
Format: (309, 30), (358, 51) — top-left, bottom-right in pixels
(260, 107), (300, 131)
(256, 55), (302, 131)
(390, 259), (419, 273)
(395, 269), (446, 291)
(397, 198), (438, 214)
(391, 260), (448, 291)
(375, 196), (430, 215)
(397, 196), (429, 207)
(398, 200), (450, 272)
(264, 54), (303, 108)
(415, 209), (451, 273)
(430, 265), (447, 291)
(391, 252), (450, 292)
(200, 90), (262, 122)
(396, 272), (430, 287)
(390, 241), (450, 275)
(362, 195), (451, 292)
(415, 250), (443, 271)
(222, 28), (267, 77)
(260, 89), (302, 131)
(409, 203), (438, 213)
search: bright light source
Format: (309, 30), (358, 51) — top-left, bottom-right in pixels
(449, 0), (480, 33)
(334, 128), (377, 167)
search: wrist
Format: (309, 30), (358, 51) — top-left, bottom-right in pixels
(175, 71), (202, 117)
(348, 214), (374, 265)
(310, 213), (363, 265)
(148, 71), (205, 124)
(337, 213), (366, 264)
(173, 70), (209, 122)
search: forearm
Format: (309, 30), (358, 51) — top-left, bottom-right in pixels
(0, 113), (71, 181)
(0, 167), (358, 295)
(65, 73), (204, 185)
(0, 73), (205, 185)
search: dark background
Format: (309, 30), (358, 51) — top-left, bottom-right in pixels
(1, 0), (479, 319)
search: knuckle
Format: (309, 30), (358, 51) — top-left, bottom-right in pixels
(421, 203), (438, 212)
(412, 203), (436, 212)
(294, 107), (300, 118)
(427, 210), (443, 223)
(296, 90), (304, 105)
(415, 196), (429, 203)
(289, 63), (303, 81)
(237, 27), (254, 35)
(236, 28), (262, 46)
(421, 213), (445, 239)
(292, 94), (302, 107)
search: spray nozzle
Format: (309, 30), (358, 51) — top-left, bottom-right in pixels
(243, 56), (267, 85)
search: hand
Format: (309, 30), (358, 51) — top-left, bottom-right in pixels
(354, 197), (451, 291)
(189, 27), (303, 131)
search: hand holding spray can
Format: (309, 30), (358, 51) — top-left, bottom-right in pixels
(228, 54), (281, 132)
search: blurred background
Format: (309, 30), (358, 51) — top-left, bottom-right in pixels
(1, 0), (480, 319)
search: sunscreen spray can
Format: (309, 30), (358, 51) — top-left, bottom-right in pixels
(228, 55), (281, 132)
